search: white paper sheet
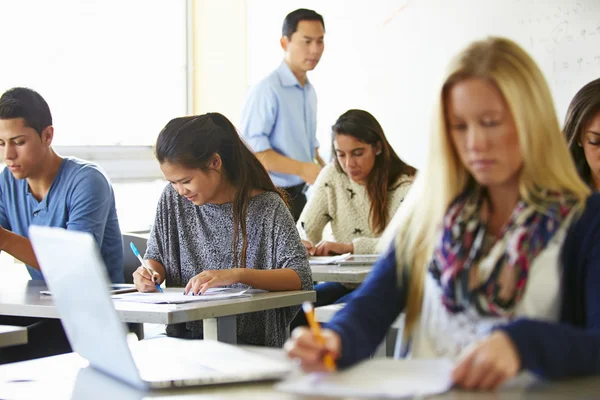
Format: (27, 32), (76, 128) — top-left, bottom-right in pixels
(41, 284), (138, 296)
(308, 253), (352, 265)
(112, 288), (252, 304)
(275, 358), (454, 398)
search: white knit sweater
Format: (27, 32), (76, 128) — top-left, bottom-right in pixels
(297, 163), (413, 254)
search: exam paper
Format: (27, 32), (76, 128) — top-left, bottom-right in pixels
(41, 284), (138, 296)
(308, 253), (352, 265)
(275, 358), (454, 398)
(112, 288), (252, 304)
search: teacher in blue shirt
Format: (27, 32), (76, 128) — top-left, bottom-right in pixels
(0, 87), (123, 364)
(240, 8), (326, 221)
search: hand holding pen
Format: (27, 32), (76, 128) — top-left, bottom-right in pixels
(130, 242), (163, 293)
(299, 222), (315, 255)
(284, 302), (339, 372)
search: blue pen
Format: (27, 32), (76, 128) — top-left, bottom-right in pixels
(130, 242), (163, 293)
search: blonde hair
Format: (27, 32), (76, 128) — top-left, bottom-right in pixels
(395, 37), (591, 335)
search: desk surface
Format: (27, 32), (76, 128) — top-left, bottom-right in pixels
(0, 280), (315, 324)
(0, 325), (27, 348)
(310, 264), (372, 283)
(1, 347), (600, 399)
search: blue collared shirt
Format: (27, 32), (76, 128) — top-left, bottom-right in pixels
(240, 61), (319, 188)
(0, 157), (124, 282)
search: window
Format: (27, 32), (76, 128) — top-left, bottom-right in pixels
(0, 0), (187, 147)
(0, 1), (189, 232)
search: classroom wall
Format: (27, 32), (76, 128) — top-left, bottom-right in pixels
(192, 0), (248, 122)
(0, 0), (187, 146)
(243, 0), (600, 168)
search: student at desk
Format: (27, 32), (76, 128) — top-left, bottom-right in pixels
(450, 78), (600, 383)
(285, 37), (594, 390)
(133, 113), (313, 347)
(0, 87), (123, 363)
(291, 110), (415, 329)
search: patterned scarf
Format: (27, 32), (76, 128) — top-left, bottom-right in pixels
(429, 187), (578, 317)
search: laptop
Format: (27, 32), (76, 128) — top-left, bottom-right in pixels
(28, 225), (292, 390)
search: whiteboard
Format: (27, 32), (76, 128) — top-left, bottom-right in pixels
(246, 0), (600, 168)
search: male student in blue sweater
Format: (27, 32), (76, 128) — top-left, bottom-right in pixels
(0, 87), (124, 364)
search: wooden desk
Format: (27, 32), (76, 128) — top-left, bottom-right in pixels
(310, 264), (372, 283)
(0, 280), (315, 344)
(0, 325), (27, 348)
(1, 347), (600, 399)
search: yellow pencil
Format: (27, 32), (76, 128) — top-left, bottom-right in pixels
(302, 301), (336, 372)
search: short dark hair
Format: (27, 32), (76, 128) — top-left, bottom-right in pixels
(282, 8), (324, 38)
(0, 87), (52, 136)
(564, 78), (600, 187)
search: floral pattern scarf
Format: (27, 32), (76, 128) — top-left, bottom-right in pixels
(429, 187), (578, 317)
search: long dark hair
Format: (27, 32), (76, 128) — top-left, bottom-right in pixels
(564, 78), (600, 187)
(331, 109), (416, 234)
(155, 113), (286, 268)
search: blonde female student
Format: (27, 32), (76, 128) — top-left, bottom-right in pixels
(459, 79), (600, 382)
(285, 37), (593, 389)
(133, 113), (313, 347)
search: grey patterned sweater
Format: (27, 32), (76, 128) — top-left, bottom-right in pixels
(145, 185), (313, 347)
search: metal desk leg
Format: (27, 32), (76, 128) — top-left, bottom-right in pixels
(373, 329), (398, 358)
(203, 316), (237, 344)
(127, 323), (144, 340)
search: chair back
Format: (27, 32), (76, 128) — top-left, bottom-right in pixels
(121, 233), (148, 284)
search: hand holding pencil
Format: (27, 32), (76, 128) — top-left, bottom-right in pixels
(284, 302), (340, 373)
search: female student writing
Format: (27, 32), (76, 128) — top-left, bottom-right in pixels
(133, 113), (313, 347)
(292, 109), (415, 327)
(450, 79), (600, 385)
(285, 37), (592, 389)
(564, 78), (600, 190)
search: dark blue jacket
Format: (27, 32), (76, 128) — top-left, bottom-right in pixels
(499, 193), (600, 379)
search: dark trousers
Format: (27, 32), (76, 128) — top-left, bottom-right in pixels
(281, 183), (307, 222)
(289, 282), (356, 331)
(0, 316), (71, 365)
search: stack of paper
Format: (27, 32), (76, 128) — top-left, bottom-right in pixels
(41, 283), (137, 296)
(112, 288), (252, 304)
(308, 253), (352, 265)
(275, 358), (454, 398)
(309, 253), (381, 266)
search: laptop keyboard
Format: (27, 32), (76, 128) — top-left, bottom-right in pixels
(128, 337), (291, 386)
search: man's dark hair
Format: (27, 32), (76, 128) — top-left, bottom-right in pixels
(0, 87), (52, 136)
(282, 8), (324, 38)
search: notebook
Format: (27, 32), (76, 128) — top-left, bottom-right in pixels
(28, 225), (292, 390)
(41, 283), (138, 296)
